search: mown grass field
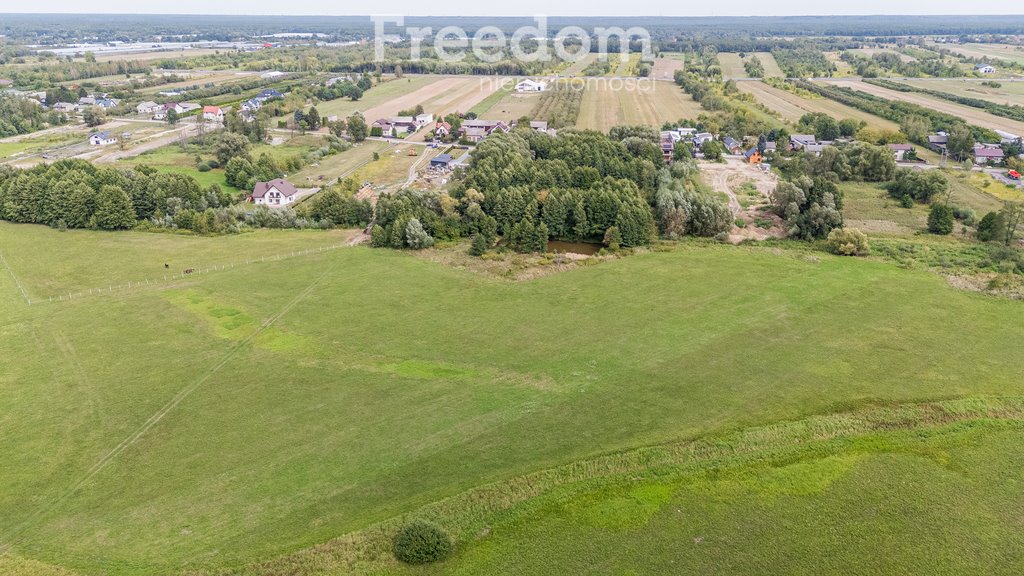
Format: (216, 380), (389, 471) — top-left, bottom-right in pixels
(314, 76), (439, 120)
(1, 222), (1023, 575)
(577, 80), (703, 131)
(938, 43), (1024, 66)
(900, 78), (1024, 107)
(719, 53), (785, 79)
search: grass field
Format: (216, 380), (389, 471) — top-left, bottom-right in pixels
(824, 79), (1024, 135)
(737, 81), (900, 130)
(314, 76), (439, 120)
(650, 53), (686, 81)
(1, 222), (1023, 575)
(472, 88), (543, 121)
(899, 78), (1024, 107)
(577, 80), (703, 131)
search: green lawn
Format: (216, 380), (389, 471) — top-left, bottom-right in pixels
(315, 76), (440, 119)
(1, 223), (1022, 575)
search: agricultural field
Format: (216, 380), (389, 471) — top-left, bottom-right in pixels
(577, 80), (703, 132)
(737, 81), (900, 130)
(471, 88), (543, 121)
(560, 53), (600, 77)
(719, 53), (785, 79)
(936, 43), (1024, 66)
(824, 51), (856, 76)
(650, 53), (686, 81)
(1, 223), (1023, 575)
(848, 47), (918, 62)
(898, 78), (1024, 107)
(313, 75), (439, 120)
(821, 79), (1024, 135)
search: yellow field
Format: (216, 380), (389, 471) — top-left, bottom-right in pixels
(651, 54), (686, 81)
(738, 81), (899, 130)
(477, 90), (544, 121)
(577, 80), (703, 132)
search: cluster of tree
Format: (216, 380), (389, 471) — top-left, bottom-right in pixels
(293, 107), (321, 131)
(224, 152), (289, 191)
(769, 175), (844, 239)
(977, 202), (1023, 246)
(885, 169), (949, 206)
(771, 47), (834, 78)
(313, 74), (373, 102)
(2, 59), (149, 89)
(866, 78), (1024, 124)
(744, 55), (765, 78)
(796, 112), (864, 141)
(303, 188), (373, 227)
(528, 81), (584, 129)
(841, 51), (962, 78)
(365, 129), (729, 254)
(0, 160), (233, 230)
(0, 94), (65, 137)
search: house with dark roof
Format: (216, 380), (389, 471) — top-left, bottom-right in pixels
(722, 136), (743, 154)
(790, 134), (817, 151)
(250, 179), (299, 206)
(928, 132), (949, 152)
(430, 154), (454, 169)
(973, 145), (1005, 165)
(459, 120), (511, 143)
(744, 147), (763, 164)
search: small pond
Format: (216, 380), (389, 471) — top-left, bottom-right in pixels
(546, 241), (603, 256)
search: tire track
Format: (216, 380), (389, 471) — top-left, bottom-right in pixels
(0, 262), (334, 551)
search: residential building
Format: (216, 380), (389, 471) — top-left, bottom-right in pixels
(88, 131), (116, 146)
(888, 143), (914, 162)
(790, 134), (817, 151)
(744, 147), (764, 164)
(459, 119), (511, 143)
(973, 144), (1005, 165)
(976, 64), (996, 74)
(136, 101), (160, 114)
(250, 179), (299, 206)
(203, 106), (225, 122)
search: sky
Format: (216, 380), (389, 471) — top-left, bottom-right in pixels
(3, 1), (1023, 16)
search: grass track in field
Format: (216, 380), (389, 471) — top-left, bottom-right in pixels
(738, 81), (900, 130)
(577, 81), (703, 131)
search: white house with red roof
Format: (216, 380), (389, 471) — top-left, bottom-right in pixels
(250, 179), (299, 206)
(203, 105), (224, 122)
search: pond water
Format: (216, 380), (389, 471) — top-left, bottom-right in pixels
(546, 240), (602, 255)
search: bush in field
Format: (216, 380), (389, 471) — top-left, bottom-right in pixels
(886, 169), (948, 204)
(928, 204), (955, 235)
(393, 520), (452, 565)
(469, 233), (490, 256)
(826, 227), (870, 256)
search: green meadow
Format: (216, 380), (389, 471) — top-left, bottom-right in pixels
(0, 223), (1022, 575)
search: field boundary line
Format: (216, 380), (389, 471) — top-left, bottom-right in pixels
(0, 263), (334, 551)
(0, 250), (32, 305)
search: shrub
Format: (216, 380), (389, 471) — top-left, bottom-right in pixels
(826, 227), (870, 256)
(928, 203), (955, 235)
(197, 163), (211, 172)
(469, 233), (489, 256)
(603, 226), (622, 251)
(404, 218), (434, 249)
(393, 520), (453, 565)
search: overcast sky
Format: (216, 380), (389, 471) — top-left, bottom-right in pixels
(4, 1), (1023, 16)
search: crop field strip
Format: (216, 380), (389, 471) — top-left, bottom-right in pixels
(898, 78), (1024, 107)
(738, 81), (900, 130)
(577, 81), (703, 131)
(820, 79), (1024, 136)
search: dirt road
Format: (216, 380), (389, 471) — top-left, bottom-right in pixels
(699, 158), (786, 243)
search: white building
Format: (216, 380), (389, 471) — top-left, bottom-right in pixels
(515, 79), (548, 92)
(251, 179), (299, 206)
(88, 131), (116, 146)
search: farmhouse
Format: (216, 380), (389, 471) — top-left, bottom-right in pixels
(459, 119), (511, 143)
(661, 135), (675, 162)
(976, 64), (996, 74)
(888, 143), (914, 161)
(250, 179), (299, 206)
(515, 79), (548, 92)
(88, 131), (116, 146)
(434, 121), (452, 137)
(257, 89), (284, 102)
(692, 132), (714, 147)
(722, 137), (743, 154)
(529, 121), (549, 132)
(973, 145), (1005, 165)
(136, 101), (160, 114)
(790, 134), (817, 151)
(51, 102), (78, 113)
(744, 147), (763, 164)
(203, 106), (225, 122)
(928, 132), (949, 152)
